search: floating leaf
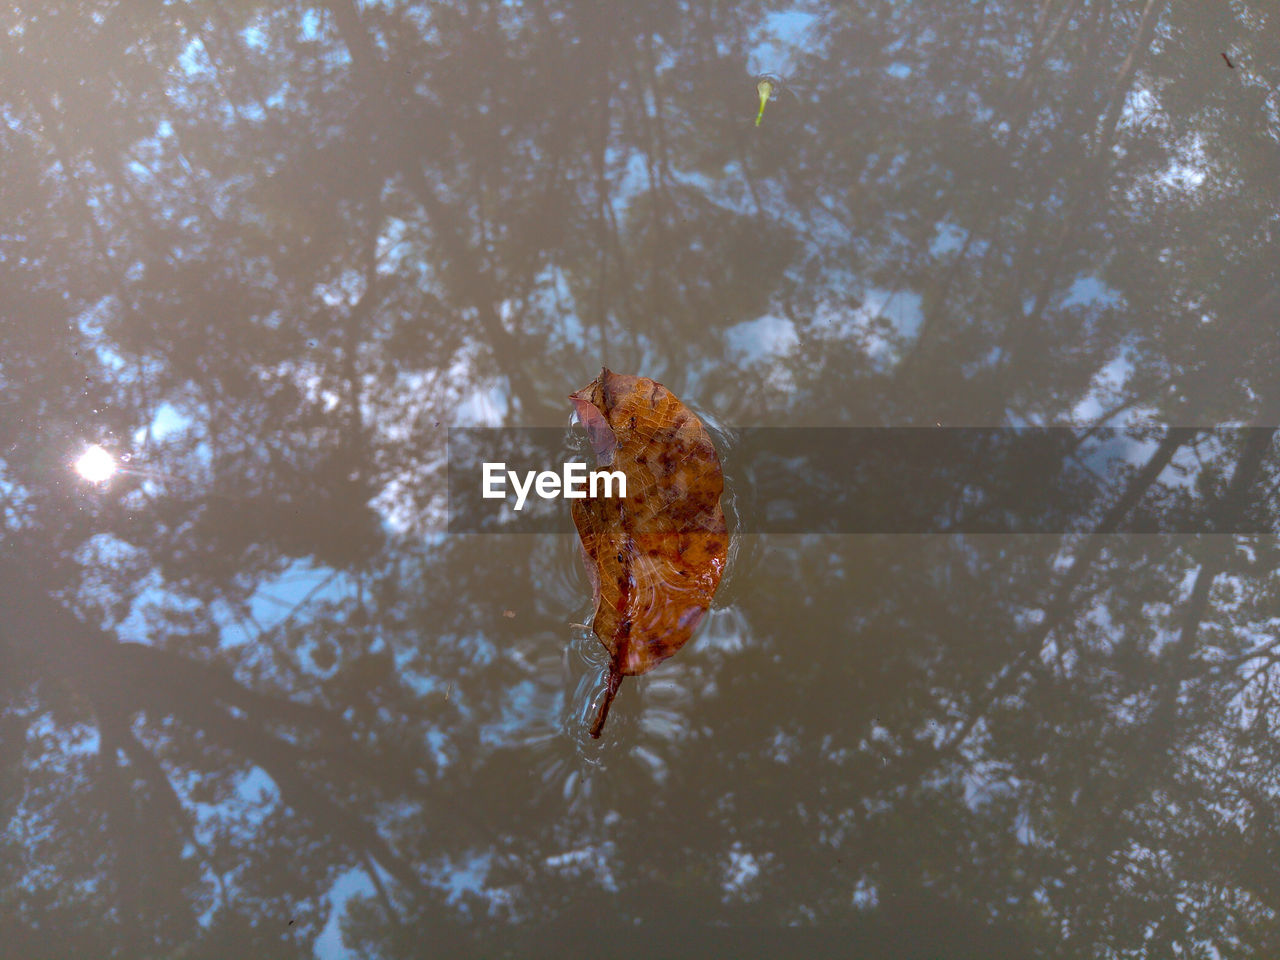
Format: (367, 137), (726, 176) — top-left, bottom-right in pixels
(569, 368), (728, 737)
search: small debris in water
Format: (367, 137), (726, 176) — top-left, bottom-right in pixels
(1222, 53), (1234, 69)
(502, 609), (516, 618)
(755, 74), (778, 127)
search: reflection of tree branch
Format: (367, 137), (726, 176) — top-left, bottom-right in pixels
(362, 851), (404, 929)
(94, 705), (142, 953)
(1152, 428), (1273, 692)
(1214, 632), (1280, 676)
(937, 426), (1198, 756)
(94, 700), (231, 918)
(341, 212), (381, 468)
(10, 80), (111, 270)
(185, 698), (425, 894)
(322, 0), (550, 420)
(1086, 427), (1274, 854)
(322, 0), (382, 80)
(107, 638), (428, 791)
(989, 0), (1169, 380)
(116, 719), (232, 915)
(1005, 0), (1085, 134)
(173, 5), (270, 120)
(3, 560), (435, 895)
(405, 151), (546, 417)
(1092, 0), (1165, 164)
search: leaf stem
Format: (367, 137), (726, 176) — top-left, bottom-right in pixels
(589, 664), (624, 738)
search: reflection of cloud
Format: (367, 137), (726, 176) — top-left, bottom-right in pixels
(852, 876), (878, 909)
(369, 343), (511, 536)
(929, 221), (968, 258)
(316, 868), (376, 960)
(860, 288), (923, 349)
(1070, 352), (1137, 422)
(723, 842), (763, 899)
(134, 402), (189, 444)
(544, 844), (618, 891)
(747, 10), (818, 78)
(725, 314), (797, 362)
(724, 315), (799, 393)
(806, 290), (924, 370)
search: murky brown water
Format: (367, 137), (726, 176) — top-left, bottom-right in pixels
(3, 1), (1280, 957)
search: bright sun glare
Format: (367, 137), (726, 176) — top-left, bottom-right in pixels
(74, 445), (117, 484)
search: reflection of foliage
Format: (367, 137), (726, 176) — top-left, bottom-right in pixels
(3, 0), (1280, 957)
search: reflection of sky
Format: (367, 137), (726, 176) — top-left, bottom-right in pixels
(25, 3), (1269, 954)
(747, 10), (817, 78)
(725, 314), (796, 361)
(316, 868), (374, 958)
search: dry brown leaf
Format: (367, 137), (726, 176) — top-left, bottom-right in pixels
(569, 368), (728, 737)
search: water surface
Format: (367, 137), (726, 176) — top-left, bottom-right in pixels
(2, 1), (1280, 957)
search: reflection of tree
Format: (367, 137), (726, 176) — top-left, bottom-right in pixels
(3, 0), (1280, 956)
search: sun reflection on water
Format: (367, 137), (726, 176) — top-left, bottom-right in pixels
(73, 444), (117, 484)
